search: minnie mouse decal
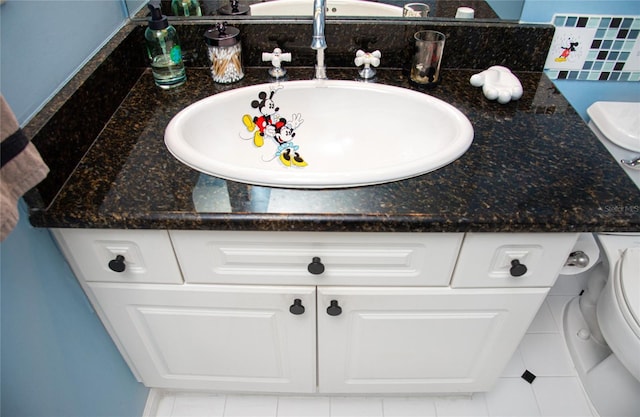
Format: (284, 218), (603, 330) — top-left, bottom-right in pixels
(241, 85), (307, 167)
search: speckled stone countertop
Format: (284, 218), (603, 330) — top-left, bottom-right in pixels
(27, 63), (640, 232)
(22, 20), (640, 232)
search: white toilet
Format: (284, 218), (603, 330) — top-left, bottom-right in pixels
(563, 101), (640, 417)
(564, 234), (640, 417)
(587, 101), (640, 189)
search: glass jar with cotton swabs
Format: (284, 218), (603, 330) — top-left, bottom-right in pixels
(204, 23), (245, 84)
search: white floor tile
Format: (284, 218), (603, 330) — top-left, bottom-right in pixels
(382, 397), (437, 417)
(519, 333), (576, 376)
(502, 348), (526, 377)
(168, 394), (226, 417)
(546, 295), (573, 331)
(277, 396), (330, 417)
(329, 397), (383, 417)
(485, 378), (540, 417)
(531, 377), (594, 417)
(527, 301), (558, 333)
(224, 395), (278, 417)
(434, 394), (489, 417)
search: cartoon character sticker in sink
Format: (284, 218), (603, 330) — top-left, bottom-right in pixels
(241, 85), (307, 167)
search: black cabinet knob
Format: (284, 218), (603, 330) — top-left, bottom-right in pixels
(327, 300), (342, 316)
(510, 259), (527, 277)
(108, 255), (126, 273)
(307, 257), (325, 275)
(289, 299), (305, 315)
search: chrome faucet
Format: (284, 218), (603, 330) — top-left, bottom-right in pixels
(311, 0), (327, 79)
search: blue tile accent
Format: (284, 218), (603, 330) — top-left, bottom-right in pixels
(546, 14), (640, 82)
(610, 17), (623, 28)
(617, 29), (629, 39)
(546, 69), (560, 79)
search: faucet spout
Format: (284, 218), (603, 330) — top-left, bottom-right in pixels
(311, 0), (327, 79)
(311, 0), (327, 50)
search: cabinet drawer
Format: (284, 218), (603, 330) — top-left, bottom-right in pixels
(169, 231), (462, 286)
(451, 233), (578, 288)
(53, 229), (183, 284)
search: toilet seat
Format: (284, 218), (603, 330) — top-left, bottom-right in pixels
(616, 248), (640, 338)
(597, 243), (640, 381)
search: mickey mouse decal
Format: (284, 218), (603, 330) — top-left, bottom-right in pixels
(241, 85), (307, 167)
(555, 38), (579, 62)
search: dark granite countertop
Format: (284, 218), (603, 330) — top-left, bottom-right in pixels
(28, 64), (640, 232)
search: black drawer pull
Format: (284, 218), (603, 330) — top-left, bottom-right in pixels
(510, 259), (527, 277)
(307, 257), (325, 275)
(108, 255), (126, 273)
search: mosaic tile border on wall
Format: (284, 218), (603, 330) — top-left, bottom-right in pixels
(544, 14), (640, 81)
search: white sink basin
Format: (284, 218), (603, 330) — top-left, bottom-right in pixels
(250, 0), (402, 16)
(165, 80), (474, 188)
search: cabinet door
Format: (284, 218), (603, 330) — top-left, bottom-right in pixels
(88, 283), (316, 392)
(317, 286), (548, 393)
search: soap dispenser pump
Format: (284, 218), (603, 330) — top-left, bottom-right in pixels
(145, 1), (186, 89)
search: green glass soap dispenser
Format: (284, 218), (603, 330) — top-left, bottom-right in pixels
(145, 1), (186, 89)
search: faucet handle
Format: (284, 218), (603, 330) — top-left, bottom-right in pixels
(354, 50), (381, 80)
(262, 48), (292, 79)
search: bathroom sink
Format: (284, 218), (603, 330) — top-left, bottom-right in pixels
(164, 80), (474, 188)
(250, 0), (402, 16)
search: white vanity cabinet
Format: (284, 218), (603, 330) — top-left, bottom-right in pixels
(52, 229), (578, 394)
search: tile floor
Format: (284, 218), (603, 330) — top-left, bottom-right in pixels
(145, 275), (599, 417)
